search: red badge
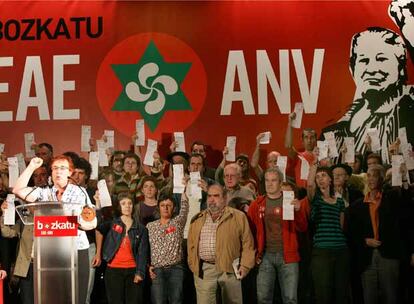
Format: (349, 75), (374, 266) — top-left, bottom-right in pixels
(165, 226), (176, 234)
(112, 224), (123, 234)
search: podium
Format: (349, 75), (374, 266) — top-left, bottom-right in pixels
(16, 202), (82, 304)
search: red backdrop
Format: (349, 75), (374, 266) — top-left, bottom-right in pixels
(0, 1), (412, 165)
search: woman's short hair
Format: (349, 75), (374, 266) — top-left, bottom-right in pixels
(51, 155), (75, 172)
(157, 191), (176, 209)
(138, 175), (158, 193)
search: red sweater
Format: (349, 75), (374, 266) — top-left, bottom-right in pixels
(247, 195), (308, 263)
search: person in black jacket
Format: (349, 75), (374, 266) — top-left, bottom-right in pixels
(347, 163), (410, 304)
(93, 193), (149, 304)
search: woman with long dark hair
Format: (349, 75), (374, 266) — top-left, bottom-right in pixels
(307, 160), (349, 304)
(93, 193), (149, 304)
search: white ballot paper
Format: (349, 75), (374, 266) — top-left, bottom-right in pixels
(291, 102), (304, 129)
(189, 171), (202, 199)
(81, 125), (91, 152)
(277, 156), (287, 181)
(4, 194), (16, 225)
(391, 155), (404, 186)
(232, 258), (242, 280)
(259, 131), (271, 144)
(135, 120), (145, 146)
(174, 132), (186, 152)
(402, 144), (414, 171)
(184, 195), (201, 239)
(0, 143), (4, 153)
(324, 132), (339, 158)
(367, 128), (381, 152)
(282, 190), (295, 220)
(226, 136), (237, 162)
(398, 127), (408, 148)
(144, 139), (158, 166)
(24, 133), (35, 158)
(299, 155), (310, 180)
(7, 157), (18, 188)
(104, 130), (115, 149)
(15, 153), (26, 174)
(317, 141), (329, 161)
(97, 179), (112, 208)
(173, 164), (185, 194)
(96, 140), (109, 167)
(89, 152), (99, 180)
(344, 137), (355, 164)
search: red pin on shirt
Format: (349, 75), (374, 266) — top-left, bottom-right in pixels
(112, 224), (123, 234)
(165, 226), (176, 234)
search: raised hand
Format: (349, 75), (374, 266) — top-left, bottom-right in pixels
(28, 157), (43, 171)
(389, 0), (414, 46)
(256, 133), (266, 146)
(169, 141), (178, 153)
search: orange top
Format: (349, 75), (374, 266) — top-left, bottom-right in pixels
(364, 191), (382, 240)
(108, 235), (136, 268)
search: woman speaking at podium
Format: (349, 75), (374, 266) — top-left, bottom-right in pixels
(12, 155), (96, 304)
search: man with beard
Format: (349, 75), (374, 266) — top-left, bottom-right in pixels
(187, 184), (255, 304)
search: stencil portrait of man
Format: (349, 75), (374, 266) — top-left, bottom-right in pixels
(323, 0), (414, 162)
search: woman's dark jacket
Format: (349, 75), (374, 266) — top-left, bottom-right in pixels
(97, 217), (149, 279)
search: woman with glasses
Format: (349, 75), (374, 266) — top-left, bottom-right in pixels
(12, 155), (96, 304)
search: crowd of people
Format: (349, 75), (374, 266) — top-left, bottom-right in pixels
(0, 108), (413, 304)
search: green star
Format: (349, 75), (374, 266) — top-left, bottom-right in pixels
(111, 40), (192, 131)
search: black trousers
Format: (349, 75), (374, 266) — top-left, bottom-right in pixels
(311, 247), (350, 304)
(78, 248), (90, 304)
(105, 267), (143, 304)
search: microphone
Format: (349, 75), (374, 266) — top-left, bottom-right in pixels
(68, 176), (88, 205)
(24, 186), (38, 202)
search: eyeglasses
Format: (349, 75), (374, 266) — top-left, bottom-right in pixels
(52, 166), (69, 171)
(224, 174), (237, 179)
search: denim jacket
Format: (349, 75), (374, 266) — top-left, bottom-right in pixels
(98, 217), (149, 279)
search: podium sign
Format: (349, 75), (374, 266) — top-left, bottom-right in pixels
(16, 202), (81, 304)
(34, 216), (78, 237)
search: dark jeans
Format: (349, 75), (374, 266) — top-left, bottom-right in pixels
(361, 249), (399, 304)
(19, 263), (34, 304)
(151, 264), (184, 304)
(105, 267), (143, 304)
(311, 247), (350, 304)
